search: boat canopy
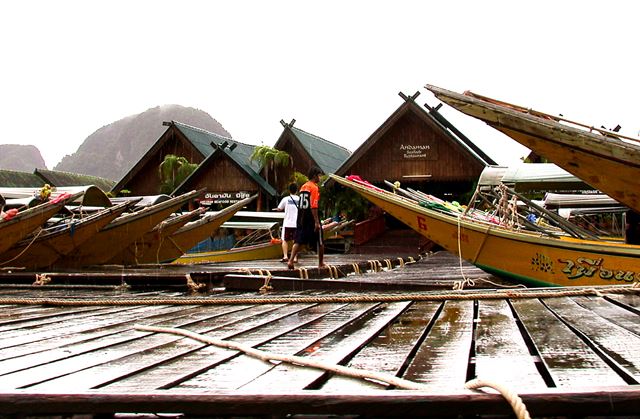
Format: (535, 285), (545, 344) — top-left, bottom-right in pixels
(111, 194), (172, 208)
(543, 192), (621, 209)
(233, 211), (285, 221)
(0, 186), (111, 207)
(478, 164), (589, 192)
(220, 221), (279, 231)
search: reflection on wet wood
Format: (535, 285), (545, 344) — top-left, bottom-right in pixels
(0, 277), (637, 415)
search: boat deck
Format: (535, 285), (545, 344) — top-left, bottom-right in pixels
(0, 252), (638, 417)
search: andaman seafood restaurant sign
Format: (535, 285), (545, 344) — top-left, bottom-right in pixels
(202, 191), (251, 205)
(394, 142), (437, 160)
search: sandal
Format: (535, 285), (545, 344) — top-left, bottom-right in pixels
(280, 258), (289, 263)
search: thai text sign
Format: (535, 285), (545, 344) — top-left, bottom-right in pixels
(202, 191), (251, 205)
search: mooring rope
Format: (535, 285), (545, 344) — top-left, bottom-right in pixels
(453, 215), (526, 291)
(135, 324), (531, 418)
(0, 228), (45, 266)
(351, 263), (361, 275)
(465, 379), (530, 419)
(33, 273), (52, 286)
(0, 285), (636, 307)
(258, 271), (273, 294)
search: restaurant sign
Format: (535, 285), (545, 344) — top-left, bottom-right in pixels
(202, 191), (251, 205)
(394, 141), (437, 160)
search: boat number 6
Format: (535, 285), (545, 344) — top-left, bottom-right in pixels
(417, 216), (428, 231)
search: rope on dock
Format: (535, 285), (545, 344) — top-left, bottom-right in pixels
(258, 270), (273, 294)
(185, 274), (206, 293)
(33, 273), (52, 286)
(0, 285), (637, 306)
(351, 263), (361, 275)
(465, 379), (530, 419)
(135, 324), (531, 418)
(298, 267), (309, 280)
(135, 324), (431, 390)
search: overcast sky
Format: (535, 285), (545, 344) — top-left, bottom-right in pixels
(1, 1), (638, 170)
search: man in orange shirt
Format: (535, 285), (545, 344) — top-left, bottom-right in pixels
(288, 166), (325, 270)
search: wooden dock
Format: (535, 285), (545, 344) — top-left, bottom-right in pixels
(0, 250), (637, 417)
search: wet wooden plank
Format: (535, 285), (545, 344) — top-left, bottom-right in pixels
(473, 299), (547, 390)
(169, 302), (385, 392)
(224, 274), (450, 292)
(573, 296), (640, 336)
(321, 300), (442, 391)
(544, 296), (640, 382)
(402, 300), (474, 389)
(0, 303), (274, 390)
(229, 301), (411, 392)
(605, 293), (640, 313)
(0, 305), (110, 330)
(512, 298), (626, 387)
(29, 303), (317, 391)
(0, 305), (200, 362)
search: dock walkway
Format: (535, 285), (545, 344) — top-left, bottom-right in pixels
(0, 252), (638, 417)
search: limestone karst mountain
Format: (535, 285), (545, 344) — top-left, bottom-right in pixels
(54, 104), (231, 181)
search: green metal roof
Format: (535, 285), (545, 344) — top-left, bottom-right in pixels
(290, 126), (351, 174)
(0, 170), (45, 188)
(174, 144), (276, 198)
(35, 169), (116, 192)
(173, 122), (261, 172)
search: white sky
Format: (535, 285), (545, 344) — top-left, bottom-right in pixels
(1, 1), (638, 169)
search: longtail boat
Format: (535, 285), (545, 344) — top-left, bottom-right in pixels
(174, 219), (353, 265)
(135, 195), (257, 264)
(0, 192), (82, 255)
(0, 200), (133, 271)
(106, 208), (205, 266)
(330, 174), (640, 287)
(425, 84), (640, 213)
(54, 190), (200, 268)
(174, 239), (284, 264)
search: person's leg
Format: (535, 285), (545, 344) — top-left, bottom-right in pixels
(288, 243), (300, 269)
(318, 243), (325, 268)
(281, 236), (289, 262)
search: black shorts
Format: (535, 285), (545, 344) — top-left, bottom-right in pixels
(294, 223), (323, 247)
(282, 227), (296, 241)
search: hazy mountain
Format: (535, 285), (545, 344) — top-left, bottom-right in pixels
(54, 105), (231, 181)
(0, 144), (47, 172)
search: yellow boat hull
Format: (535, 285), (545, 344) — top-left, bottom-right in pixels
(173, 241), (283, 264)
(331, 175), (640, 287)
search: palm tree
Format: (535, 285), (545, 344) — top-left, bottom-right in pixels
(158, 154), (198, 194)
(250, 145), (292, 188)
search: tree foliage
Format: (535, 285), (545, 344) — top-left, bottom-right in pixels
(158, 154), (197, 194)
(250, 145), (292, 188)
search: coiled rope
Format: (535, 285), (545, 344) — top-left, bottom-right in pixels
(135, 324), (531, 418)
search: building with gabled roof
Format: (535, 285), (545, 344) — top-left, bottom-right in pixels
(173, 141), (276, 210)
(274, 120), (351, 176)
(111, 121), (259, 197)
(35, 169), (115, 192)
(0, 170), (44, 188)
(334, 91), (497, 200)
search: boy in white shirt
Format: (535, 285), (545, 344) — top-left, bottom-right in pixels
(274, 183), (300, 262)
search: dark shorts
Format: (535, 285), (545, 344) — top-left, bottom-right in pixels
(282, 226), (297, 241)
(294, 223), (323, 247)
